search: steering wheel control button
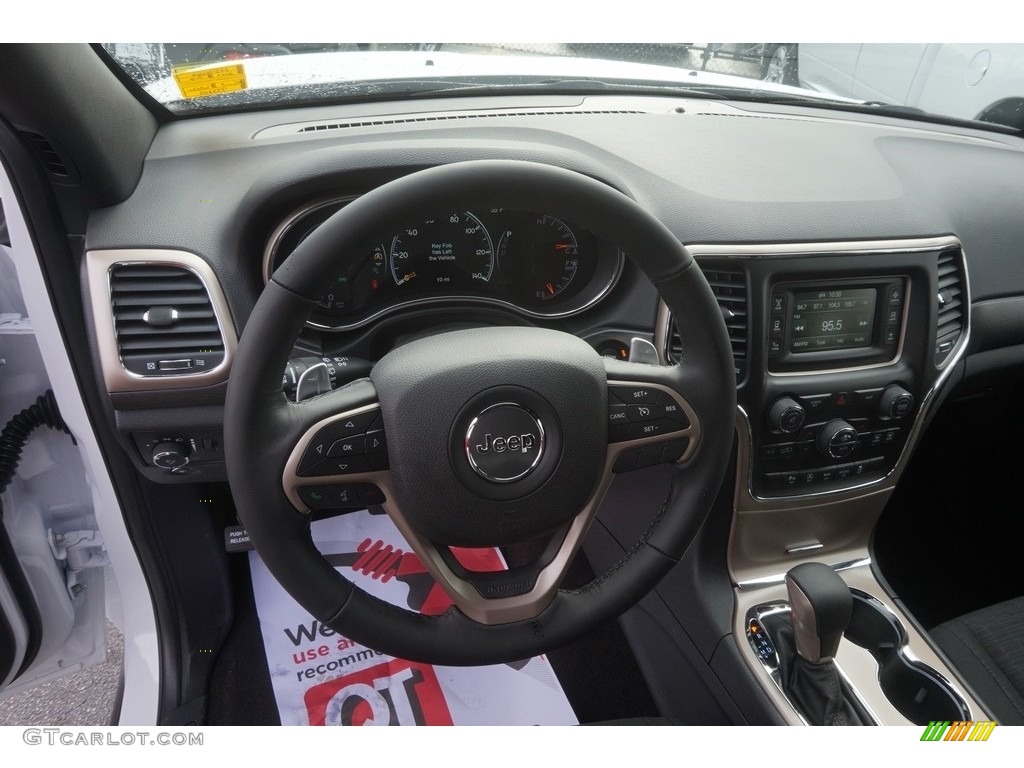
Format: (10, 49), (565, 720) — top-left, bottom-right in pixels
(657, 391), (690, 426)
(298, 483), (385, 510)
(607, 384), (690, 443)
(465, 403), (545, 483)
(298, 408), (385, 476)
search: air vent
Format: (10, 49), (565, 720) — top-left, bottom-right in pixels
(21, 132), (73, 179)
(666, 266), (748, 382)
(285, 109), (643, 135)
(110, 264), (225, 377)
(935, 250), (965, 366)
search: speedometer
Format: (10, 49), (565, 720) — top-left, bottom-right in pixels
(389, 212), (494, 290)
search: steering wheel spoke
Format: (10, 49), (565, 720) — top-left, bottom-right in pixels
(602, 357), (700, 473)
(282, 380), (388, 513)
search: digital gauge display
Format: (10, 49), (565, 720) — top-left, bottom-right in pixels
(790, 288), (877, 353)
(264, 200), (623, 330)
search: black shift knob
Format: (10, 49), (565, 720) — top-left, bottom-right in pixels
(785, 563), (852, 664)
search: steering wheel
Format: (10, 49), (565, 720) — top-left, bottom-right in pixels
(225, 160), (735, 666)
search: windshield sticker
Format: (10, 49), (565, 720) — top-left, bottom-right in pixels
(248, 511), (578, 725)
(172, 63), (247, 99)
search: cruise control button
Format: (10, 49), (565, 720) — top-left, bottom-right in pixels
(628, 419), (682, 440)
(608, 405), (629, 425)
(659, 401), (689, 426)
(609, 385), (657, 404)
(628, 403), (663, 422)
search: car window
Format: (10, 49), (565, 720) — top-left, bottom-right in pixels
(99, 43), (1024, 131)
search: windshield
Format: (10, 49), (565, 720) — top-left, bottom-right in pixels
(102, 43), (1024, 132)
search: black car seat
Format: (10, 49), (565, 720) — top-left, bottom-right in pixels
(930, 596), (1024, 725)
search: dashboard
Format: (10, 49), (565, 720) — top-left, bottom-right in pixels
(69, 88), (1024, 725)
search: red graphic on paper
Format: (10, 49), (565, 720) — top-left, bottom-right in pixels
(328, 537), (505, 616)
(304, 659), (453, 726)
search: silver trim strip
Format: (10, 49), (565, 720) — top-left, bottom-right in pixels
(682, 235), (964, 260)
(262, 195), (626, 331)
(85, 249), (238, 393)
(737, 557), (872, 590)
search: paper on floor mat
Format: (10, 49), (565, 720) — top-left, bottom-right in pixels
(249, 510), (578, 725)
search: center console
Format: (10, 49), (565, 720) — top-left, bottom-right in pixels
(656, 235), (983, 725)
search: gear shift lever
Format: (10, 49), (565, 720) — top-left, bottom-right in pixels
(785, 562), (853, 664)
(768, 562), (871, 725)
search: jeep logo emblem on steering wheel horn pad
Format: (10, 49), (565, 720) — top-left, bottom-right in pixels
(465, 403), (545, 483)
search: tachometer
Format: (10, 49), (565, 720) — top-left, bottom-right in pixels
(388, 212), (493, 290)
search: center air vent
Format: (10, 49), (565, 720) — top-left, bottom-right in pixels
(666, 266), (748, 382)
(110, 264), (226, 377)
(935, 249), (965, 366)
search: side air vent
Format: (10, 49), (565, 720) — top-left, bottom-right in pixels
(667, 266), (748, 382)
(21, 132), (75, 180)
(110, 264), (226, 377)
(935, 249), (965, 366)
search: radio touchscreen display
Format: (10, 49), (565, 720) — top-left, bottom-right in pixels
(790, 288), (877, 353)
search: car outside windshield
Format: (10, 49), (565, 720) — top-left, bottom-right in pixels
(98, 43), (1024, 131)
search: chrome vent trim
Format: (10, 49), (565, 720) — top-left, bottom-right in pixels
(667, 265), (748, 382)
(110, 265), (225, 377)
(935, 249), (965, 366)
(86, 250), (237, 393)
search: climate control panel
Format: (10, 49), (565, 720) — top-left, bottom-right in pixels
(754, 383), (916, 497)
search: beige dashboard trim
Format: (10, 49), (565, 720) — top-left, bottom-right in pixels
(86, 249), (238, 393)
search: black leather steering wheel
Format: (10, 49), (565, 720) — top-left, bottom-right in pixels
(225, 160), (735, 666)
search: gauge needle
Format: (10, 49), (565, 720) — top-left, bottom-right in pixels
(398, 272), (417, 285)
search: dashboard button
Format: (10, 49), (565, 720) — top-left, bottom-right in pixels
(800, 394), (831, 414)
(771, 293), (786, 315)
(768, 336), (783, 355)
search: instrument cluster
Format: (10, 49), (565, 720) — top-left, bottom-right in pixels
(263, 197), (624, 330)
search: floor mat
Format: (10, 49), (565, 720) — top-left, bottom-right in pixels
(248, 510), (578, 725)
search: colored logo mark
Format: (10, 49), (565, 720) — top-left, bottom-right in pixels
(920, 720), (997, 741)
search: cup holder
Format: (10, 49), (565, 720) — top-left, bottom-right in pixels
(844, 589), (970, 725)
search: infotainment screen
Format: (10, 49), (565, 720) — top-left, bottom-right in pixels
(790, 288), (877, 353)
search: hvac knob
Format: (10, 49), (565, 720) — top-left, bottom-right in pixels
(767, 396), (806, 434)
(879, 385), (914, 419)
(151, 441), (191, 469)
(816, 419), (859, 459)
